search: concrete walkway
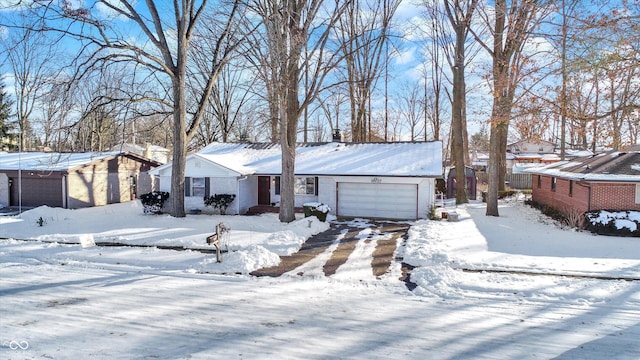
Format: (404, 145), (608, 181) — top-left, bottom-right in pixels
(250, 221), (410, 280)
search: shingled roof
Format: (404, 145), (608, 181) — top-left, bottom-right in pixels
(527, 150), (640, 181)
(151, 141), (444, 178)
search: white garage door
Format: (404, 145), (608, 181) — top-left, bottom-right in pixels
(337, 182), (418, 220)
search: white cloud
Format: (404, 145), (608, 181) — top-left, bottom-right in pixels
(394, 47), (416, 65)
(95, 0), (133, 21)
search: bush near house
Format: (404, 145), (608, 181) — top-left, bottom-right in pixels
(140, 191), (170, 214)
(204, 194), (236, 215)
(584, 210), (640, 237)
(525, 199), (570, 225)
(303, 202), (330, 222)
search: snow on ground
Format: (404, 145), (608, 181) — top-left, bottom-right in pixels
(0, 201), (330, 274)
(1, 199), (639, 359)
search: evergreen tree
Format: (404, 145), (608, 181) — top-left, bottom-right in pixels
(0, 80), (15, 148)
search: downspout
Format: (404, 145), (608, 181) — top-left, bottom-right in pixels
(237, 176), (247, 215)
(576, 180), (591, 212)
(63, 173), (68, 209)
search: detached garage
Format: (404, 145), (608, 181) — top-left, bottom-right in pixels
(0, 151), (160, 209)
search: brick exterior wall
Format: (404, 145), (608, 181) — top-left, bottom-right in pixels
(591, 183), (640, 211)
(532, 175), (640, 215)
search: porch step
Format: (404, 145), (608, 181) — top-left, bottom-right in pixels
(247, 205), (304, 215)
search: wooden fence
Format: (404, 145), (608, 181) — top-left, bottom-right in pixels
(476, 172), (532, 190)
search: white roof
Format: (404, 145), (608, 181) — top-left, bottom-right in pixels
(154, 142), (443, 177)
(0, 152), (122, 171)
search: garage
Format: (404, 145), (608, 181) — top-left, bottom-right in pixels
(337, 182), (418, 219)
(1, 152), (160, 209)
(10, 176), (63, 208)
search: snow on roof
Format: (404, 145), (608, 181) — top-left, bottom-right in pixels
(0, 151), (123, 172)
(171, 142), (443, 177)
(514, 153), (542, 160)
(525, 150), (640, 182)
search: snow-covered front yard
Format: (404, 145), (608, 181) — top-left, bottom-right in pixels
(1, 199), (639, 359)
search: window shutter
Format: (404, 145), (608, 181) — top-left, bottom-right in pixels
(275, 176), (281, 195)
(315, 177), (319, 195)
(185, 177), (191, 197)
(205, 178), (211, 197)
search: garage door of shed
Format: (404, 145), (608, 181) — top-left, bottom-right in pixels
(10, 177), (63, 208)
(337, 182), (418, 220)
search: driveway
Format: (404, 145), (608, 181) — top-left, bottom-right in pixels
(250, 220), (411, 281)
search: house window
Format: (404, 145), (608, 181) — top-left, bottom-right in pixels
(294, 177), (318, 195)
(185, 177), (206, 197)
(569, 180), (573, 196)
(551, 177), (556, 191)
(274, 176), (280, 195)
(537, 175), (541, 188)
(191, 177), (206, 197)
(636, 184), (640, 204)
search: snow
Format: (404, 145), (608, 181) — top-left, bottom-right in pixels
(588, 210), (640, 232)
(0, 151), (122, 171)
(153, 141), (444, 177)
(1, 199), (639, 359)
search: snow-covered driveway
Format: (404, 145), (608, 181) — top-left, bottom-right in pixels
(251, 220), (409, 280)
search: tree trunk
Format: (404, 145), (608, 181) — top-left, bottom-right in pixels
(169, 20), (189, 218)
(486, 83), (511, 216)
(279, 69), (300, 223)
(279, 101), (296, 223)
(452, 51), (468, 205)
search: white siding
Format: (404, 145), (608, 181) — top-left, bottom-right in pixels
(237, 176), (257, 214)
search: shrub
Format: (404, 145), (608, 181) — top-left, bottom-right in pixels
(498, 190), (517, 199)
(584, 210), (640, 237)
(564, 206), (585, 229)
(204, 194), (236, 215)
(525, 199), (568, 224)
(428, 205), (440, 220)
(303, 202), (331, 222)
(139, 191), (169, 214)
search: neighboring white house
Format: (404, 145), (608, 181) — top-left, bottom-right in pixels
(150, 141), (444, 220)
(507, 139), (556, 154)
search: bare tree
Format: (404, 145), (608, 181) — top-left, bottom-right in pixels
(1, 15), (59, 151)
(442, 0), (478, 204)
(338, 0), (401, 143)
(318, 86), (349, 138)
(249, 0), (347, 222)
(191, 57), (258, 146)
(471, 0), (553, 216)
(11, 1), (247, 217)
(396, 82), (424, 140)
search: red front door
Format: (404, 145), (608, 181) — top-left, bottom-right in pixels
(258, 176), (271, 205)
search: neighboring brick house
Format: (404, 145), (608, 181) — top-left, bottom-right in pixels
(527, 150), (640, 216)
